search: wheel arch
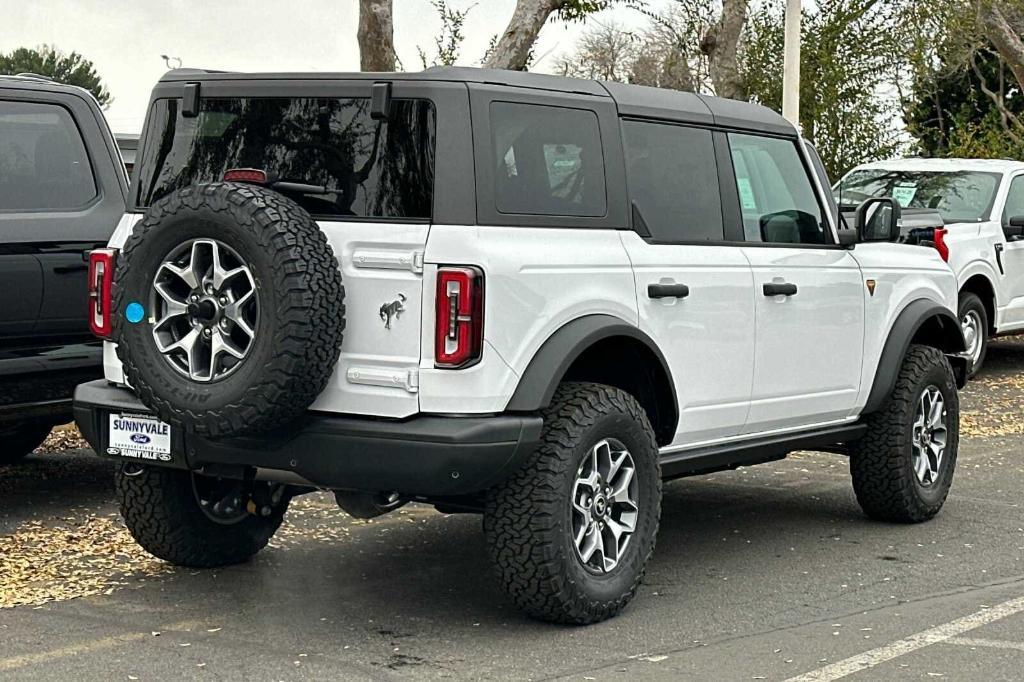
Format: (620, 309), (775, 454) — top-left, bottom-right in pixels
(506, 315), (678, 445)
(863, 299), (967, 414)
(959, 272), (997, 334)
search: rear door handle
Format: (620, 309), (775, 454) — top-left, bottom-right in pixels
(648, 283), (690, 299)
(763, 282), (798, 297)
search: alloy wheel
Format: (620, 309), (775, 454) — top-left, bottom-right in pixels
(961, 309), (983, 369)
(150, 239), (258, 382)
(570, 438), (639, 573)
(911, 385), (948, 487)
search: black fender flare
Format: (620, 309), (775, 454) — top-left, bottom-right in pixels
(506, 314), (677, 417)
(863, 299), (967, 414)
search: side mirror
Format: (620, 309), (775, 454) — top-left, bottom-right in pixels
(1005, 215), (1024, 241)
(855, 197), (902, 242)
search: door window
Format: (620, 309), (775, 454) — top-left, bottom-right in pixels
(0, 100), (96, 211)
(1002, 175), (1024, 225)
(622, 120), (723, 242)
(490, 102), (606, 217)
(728, 133), (827, 245)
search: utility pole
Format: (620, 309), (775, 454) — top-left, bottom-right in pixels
(782, 0), (801, 128)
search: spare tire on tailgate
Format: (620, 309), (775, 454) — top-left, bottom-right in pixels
(113, 182), (345, 437)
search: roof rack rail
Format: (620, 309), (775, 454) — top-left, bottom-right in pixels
(13, 72), (57, 82)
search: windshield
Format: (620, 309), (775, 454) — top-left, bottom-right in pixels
(134, 96), (435, 219)
(834, 169), (1000, 223)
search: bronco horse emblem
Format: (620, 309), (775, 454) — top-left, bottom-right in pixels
(379, 294), (407, 330)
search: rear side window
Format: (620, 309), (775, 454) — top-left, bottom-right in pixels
(0, 100), (96, 211)
(490, 102), (606, 217)
(135, 97), (435, 220)
(728, 133), (827, 245)
(622, 120), (723, 242)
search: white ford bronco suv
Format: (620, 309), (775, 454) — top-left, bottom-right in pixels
(75, 68), (967, 625)
(837, 158), (1024, 377)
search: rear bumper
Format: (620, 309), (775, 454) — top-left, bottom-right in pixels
(73, 379), (542, 497)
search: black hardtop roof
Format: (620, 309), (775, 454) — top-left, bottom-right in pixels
(157, 66), (795, 137)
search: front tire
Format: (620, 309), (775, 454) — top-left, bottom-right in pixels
(484, 382), (661, 624)
(850, 345), (959, 523)
(116, 465), (288, 567)
(958, 292), (988, 378)
(0, 422), (52, 465)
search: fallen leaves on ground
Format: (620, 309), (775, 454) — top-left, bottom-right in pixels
(35, 424), (89, 453)
(0, 515), (169, 608)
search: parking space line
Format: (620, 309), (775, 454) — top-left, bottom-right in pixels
(946, 636), (1024, 652)
(784, 594), (1024, 681)
(0, 619), (202, 672)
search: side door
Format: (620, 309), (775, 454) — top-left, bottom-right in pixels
(619, 120), (755, 446)
(997, 173), (1024, 329)
(725, 132), (866, 434)
(0, 91), (127, 339)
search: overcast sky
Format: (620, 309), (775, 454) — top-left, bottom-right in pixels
(1, 0), (662, 134)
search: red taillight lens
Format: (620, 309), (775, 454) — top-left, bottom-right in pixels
(435, 266), (484, 368)
(223, 168), (267, 183)
(88, 248), (116, 338)
(933, 227), (950, 262)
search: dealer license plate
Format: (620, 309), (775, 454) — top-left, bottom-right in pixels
(107, 413), (173, 462)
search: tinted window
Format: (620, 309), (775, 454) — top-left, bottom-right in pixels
(135, 97), (435, 219)
(622, 120), (723, 242)
(490, 102), (606, 217)
(835, 169), (999, 224)
(1003, 175), (1024, 225)
(728, 133), (827, 245)
(0, 100), (96, 211)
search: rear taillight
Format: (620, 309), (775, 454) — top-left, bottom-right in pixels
(88, 248), (116, 338)
(933, 227), (950, 262)
(435, 266), (484, 368)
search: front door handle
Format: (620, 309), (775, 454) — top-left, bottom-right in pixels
(763, 282), (798, 297)
(648, 283), (690, 299)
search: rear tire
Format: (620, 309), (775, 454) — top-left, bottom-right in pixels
(115, 465), (288, 567)
(0, 422), (52, 464)
(958, 292), (987, 378)
(483, 382), (661, 624)
(850, 345), (959, 523)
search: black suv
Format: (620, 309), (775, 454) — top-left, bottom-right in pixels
(0, 74), (127, 462)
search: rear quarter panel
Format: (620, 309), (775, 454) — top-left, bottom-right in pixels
(419, 225), (637, 414)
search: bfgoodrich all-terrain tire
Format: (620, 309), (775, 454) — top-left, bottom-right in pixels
(113, 183), (345, 437)
(116, 465), (288, 567)
(484, 382), (661, 624)
(0, 421), (52, 464)
(958, 292), (988, 378)
(850, 345), (960, 523)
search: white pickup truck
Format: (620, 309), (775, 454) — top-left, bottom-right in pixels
(836, 158), (1024, 376)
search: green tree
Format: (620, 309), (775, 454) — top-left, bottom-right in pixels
(0, 45), (111, 107)
(742, 0), (906, 178)
(902, 0), (1024, 159)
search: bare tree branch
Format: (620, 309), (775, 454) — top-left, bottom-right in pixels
(977, 1), (1024, 93)
(970, 49), (1024, 142)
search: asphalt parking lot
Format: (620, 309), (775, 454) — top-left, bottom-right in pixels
(1, 340), (1022, 681)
